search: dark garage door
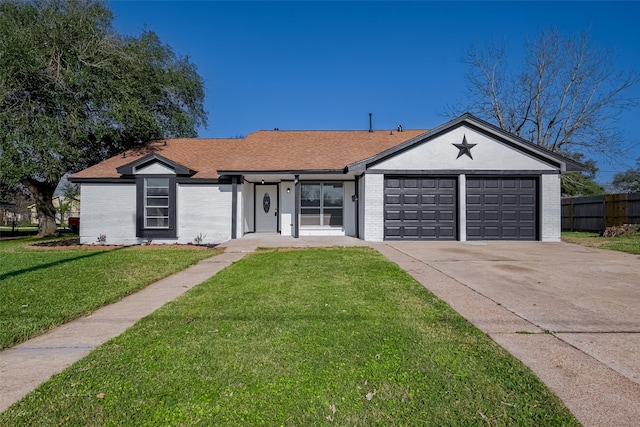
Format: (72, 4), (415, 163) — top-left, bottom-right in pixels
(466, 177), (537, 240)
(384, 177), (457, 240)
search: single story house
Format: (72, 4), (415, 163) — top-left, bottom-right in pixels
(70, 113), (583, 245)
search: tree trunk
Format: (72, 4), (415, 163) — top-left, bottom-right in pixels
(23, 180), (58, 237)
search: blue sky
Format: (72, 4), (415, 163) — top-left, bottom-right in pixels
(109, 1), (640, 184)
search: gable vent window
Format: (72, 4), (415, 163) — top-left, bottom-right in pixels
(144, 178), (170, 228)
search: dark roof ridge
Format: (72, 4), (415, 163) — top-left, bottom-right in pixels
(247, 129), (427, 133)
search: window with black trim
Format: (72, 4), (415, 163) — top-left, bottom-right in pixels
(144, 178), (170, 228)
(300, 183), (343, 227)
(136, 175), (177, 238)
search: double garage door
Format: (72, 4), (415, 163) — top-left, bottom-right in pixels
(384, 176), (537, 240)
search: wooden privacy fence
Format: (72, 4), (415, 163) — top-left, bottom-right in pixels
(562, 192), (640, 232)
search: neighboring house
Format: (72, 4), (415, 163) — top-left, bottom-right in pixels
(69, 114), (583, 245)
(28, 195), (80, 225)
(0, 203), (27, 226)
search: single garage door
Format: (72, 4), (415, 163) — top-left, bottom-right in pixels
(384, 177), (457, 240)
(466, 177), (537, 240)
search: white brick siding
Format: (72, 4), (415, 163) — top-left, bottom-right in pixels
(178, 184), (234, 244)
(363, 173), (384, 242)
(79, 183), (137, 245)
(540, 174), (561, 242)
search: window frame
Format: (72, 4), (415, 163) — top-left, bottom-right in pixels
(300, 182), (344, 228)
(136, 175), (177, 238)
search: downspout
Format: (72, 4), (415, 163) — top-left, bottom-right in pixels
(231, 176), (238, 239)
(354, 175), (361, 238)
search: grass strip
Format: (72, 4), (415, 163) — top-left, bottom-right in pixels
(0, 238), (217, 349)
(0, 247), (577, 426)
(562, 231), (640, 255)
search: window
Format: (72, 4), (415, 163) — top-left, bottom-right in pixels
(301, 183), (343, 227)
(144, 178), (170, 228)
(136, 175), (176, 238)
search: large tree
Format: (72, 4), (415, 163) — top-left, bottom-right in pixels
(612, 158), (640, 193)
(559, 153), (604, 196)
(0, 0), (206, 236)
(459, 28), (639, 168)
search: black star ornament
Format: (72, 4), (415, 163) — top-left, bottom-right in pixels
(453, 135), (477, 159)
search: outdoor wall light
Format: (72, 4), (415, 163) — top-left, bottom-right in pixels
(287, 187), (291, 193)
(261, 179), (264, 185)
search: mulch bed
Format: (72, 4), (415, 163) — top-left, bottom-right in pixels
(27, 238), (218, 250)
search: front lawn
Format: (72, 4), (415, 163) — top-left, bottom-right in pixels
(0, 247), (577, 425)
(562, 231), (640, 255)
(0, 238), (218, 349)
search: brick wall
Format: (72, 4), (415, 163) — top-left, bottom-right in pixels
(541, 174), (561, 242)
(363, 173), (384, 241)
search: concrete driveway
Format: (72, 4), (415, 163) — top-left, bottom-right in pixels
(378, 240), (640, 426)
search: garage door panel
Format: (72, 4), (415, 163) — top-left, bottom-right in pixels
(484, 210), (500, 221)
(502, 195), (518, 205)
(439, 194), (455, 205)
(467, 210), (481, 221)
(520, 211), (535, 221)
(502, 211), (517, 221)
(520, 194), (536, 205)
(402, 226), (419, 238)
(403, 194), (419, 205)
(467, 194), (481, 205)
(422, 210), (437, 221)
(436, 226), (456, 238)
(385, 194), (401, 205)
(501, 227), (518, 238)
(385, 210), (401, 221)
(438, 211), (455, 221)
(420, 179), (437, 189)
(404, 210), (419, 221)
(386, 178), (401, 189)
(521, 228), (536, 238)
(437, 179), (455, 189)
(466, 178), (537, 240)
(385, 177), (457, 240)
(520, 180), (535, 189)
(421, 194), (436, 205)
(484, 195), (499, 205)
(385, 226), (401, 238)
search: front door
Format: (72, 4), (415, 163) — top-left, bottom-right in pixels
(255, 185), (278, 232)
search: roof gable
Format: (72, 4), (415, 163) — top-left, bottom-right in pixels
(116, 153), (195, 176)
(348, 114), (585, 172)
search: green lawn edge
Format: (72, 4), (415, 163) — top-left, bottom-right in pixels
(0, 237), (218, 349)
(561, 231), (640, 255)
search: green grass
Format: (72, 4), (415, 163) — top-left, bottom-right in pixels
(0, 238), (218, 349)
(0, 247), (578, 426)
(0, 226), (39, 237)
(562, 231), (640, 255)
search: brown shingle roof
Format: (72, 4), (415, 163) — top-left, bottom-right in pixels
(70, 129), (427, 179)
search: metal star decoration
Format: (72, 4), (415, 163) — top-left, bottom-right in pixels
(453, 135), (477, 159)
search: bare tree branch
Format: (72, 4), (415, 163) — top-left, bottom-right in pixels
(458, 28), (640, 161)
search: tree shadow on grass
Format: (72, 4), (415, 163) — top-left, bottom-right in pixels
(0, 247), (127, 282)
